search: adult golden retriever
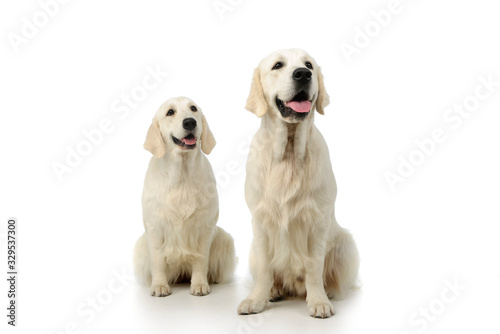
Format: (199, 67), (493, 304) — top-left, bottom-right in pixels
(238, 49), (359, 318)
(134, 97), (236, 297)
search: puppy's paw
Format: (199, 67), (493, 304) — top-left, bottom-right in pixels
(308, 300), (335, 318)
(238, 298), (267, 315)
(270, 286), (286, 302)
(190, 283), (210, 296)
(150, 284), (171, 297)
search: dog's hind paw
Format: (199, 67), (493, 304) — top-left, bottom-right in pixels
(270, 286), (286, 302)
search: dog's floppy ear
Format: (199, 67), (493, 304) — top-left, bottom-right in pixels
(245, 68), (268, 117)
(144, 118), (166, 158)
(315, 67), (330, 115)
(201, 114), (216, 155)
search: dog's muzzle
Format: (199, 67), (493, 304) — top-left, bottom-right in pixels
(172, 133), (197, 150)
(276, 90), (312, 120)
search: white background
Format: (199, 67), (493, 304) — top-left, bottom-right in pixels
(1, 0), (499, 333)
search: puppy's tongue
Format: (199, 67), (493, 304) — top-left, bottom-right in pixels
(182, 137), (196, 145)
(286, 101), (311, 113)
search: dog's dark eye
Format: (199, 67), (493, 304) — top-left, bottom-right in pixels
(272, 62), (283, 70)
(305, 61), (313, 70)
(190, 106), (197, 112)
(166, 109), (175, 116)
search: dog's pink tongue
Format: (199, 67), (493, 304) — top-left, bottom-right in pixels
(286, 101), (311, 113)
(182, 137), (196, 145)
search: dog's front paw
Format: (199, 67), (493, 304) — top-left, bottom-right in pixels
(238, 298), (267, 315)
(190, 283), (210, 296)
(307, 300), (335, 318)
(150, 283), (171, 297)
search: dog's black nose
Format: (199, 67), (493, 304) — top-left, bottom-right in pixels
(182, 118), (197, 131)
(292, 68), (312, 84)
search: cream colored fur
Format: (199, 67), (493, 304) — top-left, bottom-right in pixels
(134, 96), (236, 297)
(238, 49), (359, 318)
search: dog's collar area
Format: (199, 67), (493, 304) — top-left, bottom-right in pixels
(172, 133), (197, 150)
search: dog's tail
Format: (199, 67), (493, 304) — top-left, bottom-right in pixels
(208, 226), (237, 284)
(323, 225), (360, 300)
(133, 233), (152, 286)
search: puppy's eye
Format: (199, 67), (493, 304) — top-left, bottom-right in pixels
(305, 61), (313, 70)
(190, 106), (197, 112)
(166, 109), (175, 116)
(272, 62), (283, 70)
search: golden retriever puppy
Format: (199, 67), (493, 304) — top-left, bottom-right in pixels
(134, 97), (236, 297)
(238, 49), (359, 318)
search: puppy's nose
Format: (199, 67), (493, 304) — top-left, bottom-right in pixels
(182, 118), (197, 131)
(292, 68), (312, 84)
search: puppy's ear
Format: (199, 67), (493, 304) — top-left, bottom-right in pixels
(144, 118), (166, 158)
(201, 114), (216, 155)
(245, 68), (268, 117)
(315, 67), (330, 115)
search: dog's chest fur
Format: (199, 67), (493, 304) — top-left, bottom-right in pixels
(160, 180), (215, 262)
(143, 155), (217, 261)
(246, 123), (335, 272)
(161, 180), (208, 222)
(248, 126), (330, 230)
